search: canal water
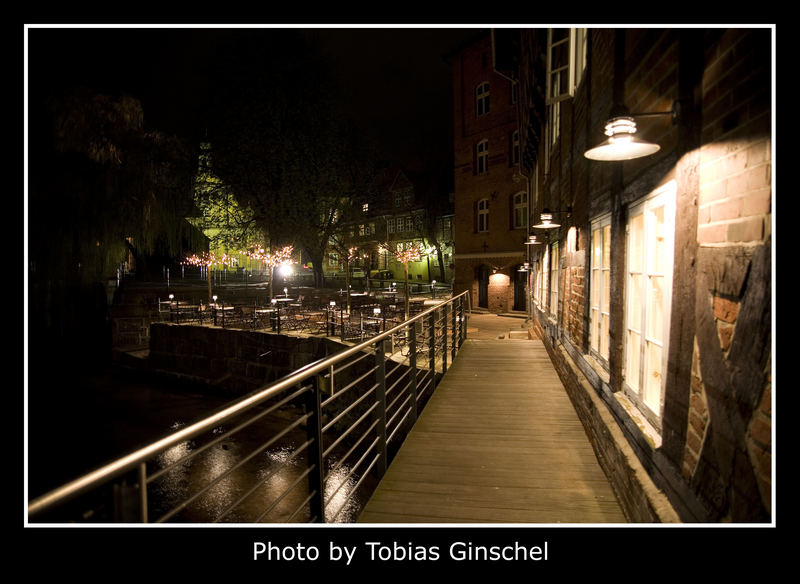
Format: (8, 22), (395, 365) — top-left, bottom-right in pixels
(27, 361), (367, 523)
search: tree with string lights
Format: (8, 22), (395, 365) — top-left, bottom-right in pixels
(383, 242), (422, 319)
(183, 251), (238, 303)
(244, 244), (295, 300)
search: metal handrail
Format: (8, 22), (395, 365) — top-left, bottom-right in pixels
(28, 290), (469, 523)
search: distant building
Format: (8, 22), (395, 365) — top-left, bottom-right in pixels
(451, 34), (528, 313)
(324, 167), (454, 286)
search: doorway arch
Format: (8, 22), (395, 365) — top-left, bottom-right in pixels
(476, 264), (490, 309)
(513, 265), (527, 311)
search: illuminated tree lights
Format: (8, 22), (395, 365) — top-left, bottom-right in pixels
(244, 245), (296, 298)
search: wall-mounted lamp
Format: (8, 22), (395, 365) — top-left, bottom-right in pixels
(584, 102), (680, 162)
(533, 207), (572, 229)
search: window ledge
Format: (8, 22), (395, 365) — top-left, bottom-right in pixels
(613, 392), (662, 450)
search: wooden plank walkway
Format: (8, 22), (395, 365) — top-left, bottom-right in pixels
(358, 337), (627, 524)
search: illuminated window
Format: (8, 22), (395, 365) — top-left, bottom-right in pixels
(624, 182), (676, 424)
(477, 199), (489, 232)
(590, 214), (611, 363)
(538, 246), (549, 309)
(549, 241), (559, 318)
(512, 192), (528, 229)
(362, 203), (369, 213)
(476, 139), (489, 174)
(476, 81), (490, 116)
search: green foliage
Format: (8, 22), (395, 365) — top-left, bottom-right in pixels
(29, 87), (196, 285)
(205, 32), (382, 285)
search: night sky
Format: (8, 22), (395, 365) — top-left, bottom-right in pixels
(27, 25), (485, 177)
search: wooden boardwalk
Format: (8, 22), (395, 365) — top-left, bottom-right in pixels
(358, 337), (627, 524)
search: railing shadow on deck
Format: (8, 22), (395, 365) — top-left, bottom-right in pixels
(27, 292), (470, 524)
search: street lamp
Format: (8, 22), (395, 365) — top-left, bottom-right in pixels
(584, 102), (679, 162)
(533, 207), (571, 229)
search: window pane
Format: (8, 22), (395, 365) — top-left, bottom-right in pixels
(603, 225), (611, 267)
(592, 228), (602, 266)
(629, 213), (644, 272)
(602, 270), (610, 313)
(600, 314), (609, 360)
(649, 204), (666, 275)
(628, 273), (642, 331)
(627, 330), (641, 391)
(647, 275), (664, 341)
(644, 341), (663, 413)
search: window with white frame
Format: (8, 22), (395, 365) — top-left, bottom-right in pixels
(549, 241), (559, 318)
(538, 247), (549, 309)
(547, 28), (587, 104)
(546, 28), (588, 154)
(362, 202), (369, 213)
(624, 181), (676, 424)
(477, 198), (489, 232)
(476, 81), (490, 116)
(512, 191), (528, 229)
(590, 214), (611, 363)
(387, 218), (395, 233)
(476, 139), (489, 174)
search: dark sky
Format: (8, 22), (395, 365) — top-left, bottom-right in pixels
(27, 26), (486, 179)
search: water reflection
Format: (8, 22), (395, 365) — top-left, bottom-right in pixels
(149, 421), (363, 523)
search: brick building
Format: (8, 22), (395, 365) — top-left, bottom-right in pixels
(452, 34), (529, 313)
(489, 28), (773, 522)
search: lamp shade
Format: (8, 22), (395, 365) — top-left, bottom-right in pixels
(533, 209), (560, 229)
(584, 116), (661, 161)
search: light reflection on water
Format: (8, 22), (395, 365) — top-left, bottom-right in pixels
(150, 422), (362, 523)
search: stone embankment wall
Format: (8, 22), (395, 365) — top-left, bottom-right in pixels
(147, 323), (343, 395)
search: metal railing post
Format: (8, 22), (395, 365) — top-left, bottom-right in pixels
(375, 341), (388, 478)
(451, 298), (457, 361)
(428, 311), (436, 377)
(442, 303), (448, 375)
(139, 463), (148, 523)
(408, 322), (418, 424)
(28, 291), (470, 523)
(306, 380), (325, 523)
(459, 296), (466, 345)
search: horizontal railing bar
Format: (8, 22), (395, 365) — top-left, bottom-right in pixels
(254, 465), (315, 523)
(327, 453), (381, 523)
(387, 403), (414, 445)
(321, 365), (377, 408)
(322, 402), (379, 458)
(325, 428), (380, 482)
(386, 368), (411, 397)
(288, 492), (316, 523)
(28, 291), (468, 520)
(147, 384), (312, 483)
(155, 416), (313, 523)
(212, 438), (313, 523)
(323, 437), (380, 520)
(386, 385), (411, 419)
(322, 385), (377, 434)
(327, 349), (374, 377)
